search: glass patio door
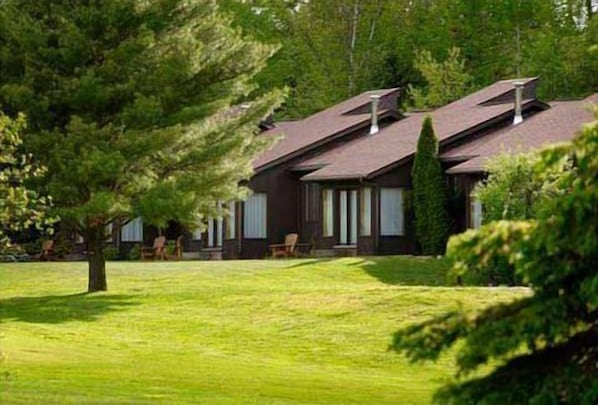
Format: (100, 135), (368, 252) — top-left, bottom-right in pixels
(339, 190), (357, 245)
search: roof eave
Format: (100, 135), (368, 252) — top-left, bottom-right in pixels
(253, 109), (398, 174)
(445, 167), (486, 175)
(300, 174), (364, 182)
(364, 99), (543, 180)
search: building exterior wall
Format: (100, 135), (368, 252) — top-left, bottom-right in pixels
(239, 167), (300, 259)
(234, 116), (399, 259)
(371, 163), (417, 254)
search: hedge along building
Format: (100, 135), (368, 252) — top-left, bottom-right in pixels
(114, 78), (596, 258)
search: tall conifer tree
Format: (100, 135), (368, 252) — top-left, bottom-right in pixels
(0, 0), (283, 292)
(0, 112), (52, 245)
(411, 116), (449, 255)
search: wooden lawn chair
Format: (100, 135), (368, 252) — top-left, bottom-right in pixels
(167, 235), (184, 260)
(36, 240), (55, 261)
(140, 236), (166, 260)
(269, 233), (298, 258)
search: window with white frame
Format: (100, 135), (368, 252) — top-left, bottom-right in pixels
(105, 223), (113, 242)
(349, 190), (357, 244)
(192, 224), (202, 240)
(322, 189), (334, 237)
(121, 217), (143, 242)
(76, 222), (112, 243)
(225, 201), (236, 240)
(207, 217), (215, 247)
(380, 188), (404, 236)
(216, 202), (223, 246)
(244, 193), (267, 238)
(360, 187), (372, 236)
(470, 197), (483, 229)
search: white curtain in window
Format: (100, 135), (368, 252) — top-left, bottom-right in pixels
(360, 187), (372, 236)
(322, 189), (334, 237)
(121, 217), (143, 242)
(226, 201), (236, 240)
(192, 225), (202, 240)
(105, 223), (113, 242)
(471, 198), (483, 229)
(216, 201), (223, 246)
(339, 190), (348, 244)
(216, 221), (223, 247)
(380, 188), (404, 236)
(244, 193), (267, 238)
(207, 218), (214, 247)
(350, 190), (357, 244)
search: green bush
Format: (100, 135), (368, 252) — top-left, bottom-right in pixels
(466, 151), (571, 285)
(128, 244), (141, 260)
(411, 116), (449, 255)
(52, 236), (73, 258)
(23, 240), (42, 255)
(103, 246), (119, 261)
(166, 241), (176, 256)
(475, 151), (571, 222)
(453, 247), (521, 286)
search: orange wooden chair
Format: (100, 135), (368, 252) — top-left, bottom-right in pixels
(167, 235), (184, 260)
(140, 236), (166, 260)
(36, 240), (55, 261)
(269, 233), (298, 258)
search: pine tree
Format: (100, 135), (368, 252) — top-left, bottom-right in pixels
(411, 116), (449, 255)
(0, 112), (52, 245)
(0, 0), (283, 292)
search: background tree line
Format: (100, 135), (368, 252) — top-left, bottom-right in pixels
(221, 0), (598, 117)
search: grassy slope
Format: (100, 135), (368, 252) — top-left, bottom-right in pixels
(0, 257), (526, 404)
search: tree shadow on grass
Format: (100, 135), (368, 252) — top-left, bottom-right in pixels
(278, 255), (450, 286)
(0, 293), (139, 324)
(281, 258), (338, 269)
(349, 256), (450, 286)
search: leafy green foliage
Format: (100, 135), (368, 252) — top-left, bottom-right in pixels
(411, 116), (449, 255)
(128, 245), (141, 261)
(103, 247), (119, 261)
(475, 151), (572, 223)
(223, 1), (597, 118)
(0, 0), (283, 291)
(0, 112), (53, 246)
(465, 151), (572, 286)
(392, 106), (598, 404)
(409, 47), (473, 109)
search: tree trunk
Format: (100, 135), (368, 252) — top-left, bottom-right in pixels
(87, 226), (107, 292)
(347, 0), (361, 94)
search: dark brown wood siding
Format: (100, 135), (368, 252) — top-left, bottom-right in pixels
(239, 167), (300, 259)
(371, 163), (417, 254)
(235, 117), (399, 259)
(452, 173), (485, 230)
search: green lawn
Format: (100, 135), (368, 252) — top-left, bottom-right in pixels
(0, 257), (526, 404)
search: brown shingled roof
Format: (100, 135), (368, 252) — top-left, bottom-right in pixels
(252, 88), (400, 172)
(445, 94), (598, 174)
(301, 78), (539, 181)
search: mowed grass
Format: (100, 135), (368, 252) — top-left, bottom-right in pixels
(0, 257), (527, 404)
